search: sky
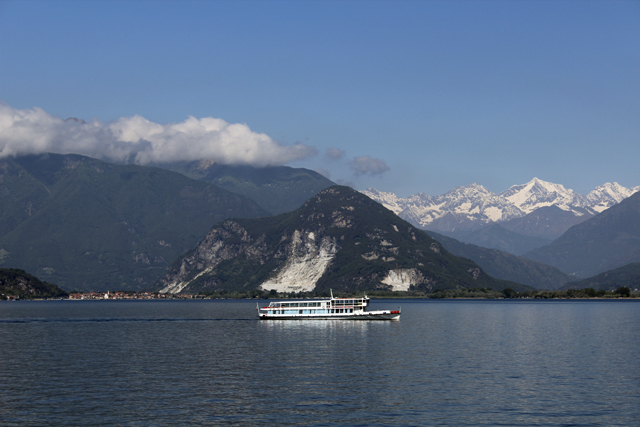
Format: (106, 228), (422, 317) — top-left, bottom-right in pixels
(0, 0), (638, 197)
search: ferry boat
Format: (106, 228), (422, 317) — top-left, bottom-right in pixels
(257, 292), (400, 320)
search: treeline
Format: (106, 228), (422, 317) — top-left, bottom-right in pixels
(200, 286), (638, 300)
(430, 286), (638, 299)
(504, 286), (637, 299)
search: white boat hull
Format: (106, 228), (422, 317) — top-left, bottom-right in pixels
(258, 309), (400, 321)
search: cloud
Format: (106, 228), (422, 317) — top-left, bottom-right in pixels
(0, 102), (317, 166)
(349, 155), (390, 176)
(326, 147), (345, 160)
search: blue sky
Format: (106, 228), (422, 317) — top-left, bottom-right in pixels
(1, 0), (638, 196)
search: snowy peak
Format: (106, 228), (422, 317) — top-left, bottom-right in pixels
(437, 184), (522, 222)
(587, 182), (639, 213)
(365, 183), (523, 231)
(363, 178), (638, 233)
(500, 177), (587, 215)
(361, 188), (404, 214)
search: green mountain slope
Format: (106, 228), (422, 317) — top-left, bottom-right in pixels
(0, 268), (68, 299)
(160, 161), (335, 214)
(155, 186), (529, 294)
(562, 263), (640, 291)
(427, 231), (571, 290)
(0, 154), (269, 292)
(525, 192), (640, 277)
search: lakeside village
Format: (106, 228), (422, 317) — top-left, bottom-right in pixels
(67, 291), (205, 300)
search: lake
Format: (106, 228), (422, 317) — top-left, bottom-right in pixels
(0, 299), (638, 426)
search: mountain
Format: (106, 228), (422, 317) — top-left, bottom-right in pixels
(501, 177), (591, 215)
(159, 161), (335, 215)
(499, 205), (593, 241)
(0, 154), (269, 292)
(561, 263), (640, 291)
(426, 231), (571, 290)
(154, 186), (528, 294)
(363, 184), (523, 231)
(587, 182), (639, 213)
(363, 178), (638, 252)
(442, 223), (552, 256)
(525, 191), (640, 278)
(0, 268), (68, 299)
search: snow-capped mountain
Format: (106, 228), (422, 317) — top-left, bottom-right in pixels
(586, 182), (639, 213)
(362, 178), (639, 233)
(500, 177), (589, 216)
(362, 183), (524, 231)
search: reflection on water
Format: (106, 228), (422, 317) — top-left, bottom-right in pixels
(0, 299), (639, 426)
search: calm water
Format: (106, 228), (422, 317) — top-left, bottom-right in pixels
(0, 299), (638, 426)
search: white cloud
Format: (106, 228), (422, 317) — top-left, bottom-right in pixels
(349, 155), (390, 176)
(326, 147), (345, 160)
(0, 102), (317, 166)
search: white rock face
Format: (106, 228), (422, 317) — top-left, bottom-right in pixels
(159, 267), (212, 294)
(259, 231), (338, 293)
(381, 268), (423, 291)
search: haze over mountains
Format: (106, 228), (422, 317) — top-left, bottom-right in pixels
(525, 191), (640, 278)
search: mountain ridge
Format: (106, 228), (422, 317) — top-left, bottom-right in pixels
(155, 186), (528, 294)
(0, 153), (269, 291)
(363, 178), (639, 239)
(524, 191), (640, 278)
(157, 161), (335, 215)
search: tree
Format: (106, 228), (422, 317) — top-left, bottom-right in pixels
(502, 288), (517, 298)
(615, 287), (631, 297)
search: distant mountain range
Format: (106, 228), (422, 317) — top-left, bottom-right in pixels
(561, 263), (640, 291)
(363, 178), (639, 254)
(426, 231), (572, 290)
(2, 153), (636, 293)
(363, 178), (638, 232)
(525, 191), (640, 278)
(154, 186), (527, 294)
